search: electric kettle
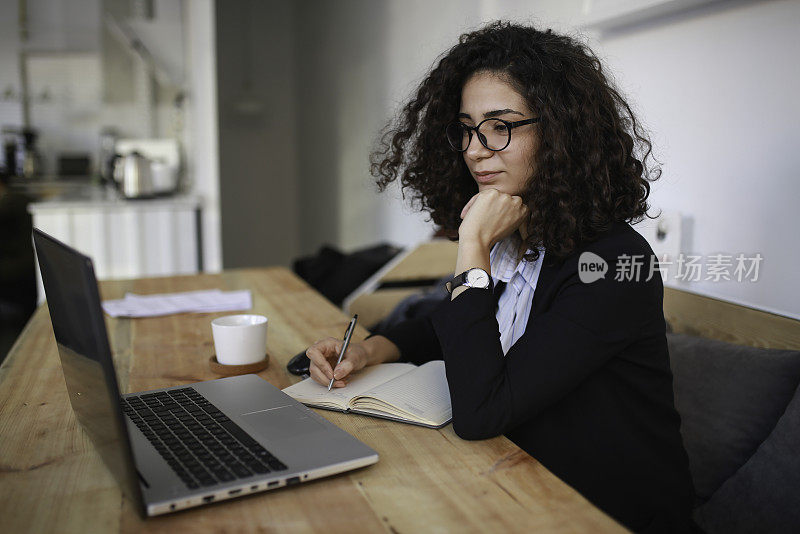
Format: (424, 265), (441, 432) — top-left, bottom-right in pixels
(113, 151), (155, 199)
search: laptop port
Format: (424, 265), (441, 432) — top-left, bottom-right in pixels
(203, 495), (215, 503)
(268, 481), (279, 488)
(251, 485), (259, 491)
(228, 489), (242, 496)
(286, 476), (301, 486)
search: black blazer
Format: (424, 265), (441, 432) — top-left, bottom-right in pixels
(382, 222), (695, 533)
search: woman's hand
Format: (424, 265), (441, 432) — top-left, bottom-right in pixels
(306, 338), (369, 388)
(305, 335), (401, 388)
(458, 189), (529, 249)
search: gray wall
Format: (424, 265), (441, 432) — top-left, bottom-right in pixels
(293, 0), (390, 256)
(0, 0), (23, 131)
(290, 0), (484, 254)
(215, 0), (394, 265)
(215, 0), (299, 268)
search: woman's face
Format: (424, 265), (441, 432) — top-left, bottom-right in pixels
(458, 71), (538, 196)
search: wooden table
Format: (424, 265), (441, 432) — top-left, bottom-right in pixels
(0, 268), (625, 533)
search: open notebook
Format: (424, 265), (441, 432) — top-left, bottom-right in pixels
(282, 361), (452, 428)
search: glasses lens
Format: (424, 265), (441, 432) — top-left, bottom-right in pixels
(446, 122), (469, 151)
(478, 119), (510, 150)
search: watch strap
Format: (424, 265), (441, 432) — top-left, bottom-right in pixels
(445, 271), (467, 294)
(445, 268), (492, 294)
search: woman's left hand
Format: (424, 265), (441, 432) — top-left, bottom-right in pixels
(458, 189), (529, 249)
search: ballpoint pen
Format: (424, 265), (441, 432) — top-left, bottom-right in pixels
(328, 314), (358, 391)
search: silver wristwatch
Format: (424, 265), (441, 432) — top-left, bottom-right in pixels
(445, 268), (493, 294)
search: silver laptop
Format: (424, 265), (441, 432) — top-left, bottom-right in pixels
(32, 228), (378, 517)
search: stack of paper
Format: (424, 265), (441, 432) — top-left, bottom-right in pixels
(102, 289), (252, 318)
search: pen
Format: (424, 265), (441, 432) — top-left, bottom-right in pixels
(328, 314), (358, 391)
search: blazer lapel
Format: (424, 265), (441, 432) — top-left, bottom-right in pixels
(529, 257), (562, 320)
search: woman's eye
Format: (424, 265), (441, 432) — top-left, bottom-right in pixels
(494, 123), (509, 133)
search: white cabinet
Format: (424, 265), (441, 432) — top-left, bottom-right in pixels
(30, 191), (202, 302)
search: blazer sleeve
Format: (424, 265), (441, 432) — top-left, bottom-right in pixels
(379, 315), (443, 366)
(429, 254), (664, 440)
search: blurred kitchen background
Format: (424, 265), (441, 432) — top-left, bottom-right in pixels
(1, 0), (798, 360)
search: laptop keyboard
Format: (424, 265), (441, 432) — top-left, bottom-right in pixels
(121, 387), (287, 489)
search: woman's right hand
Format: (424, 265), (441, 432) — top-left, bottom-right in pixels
(305, 335), (402, 388)
(306, 338), (369, 388)
(458, 188), (529, 249)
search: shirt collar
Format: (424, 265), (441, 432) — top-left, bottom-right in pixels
(489, 236), (544, 289)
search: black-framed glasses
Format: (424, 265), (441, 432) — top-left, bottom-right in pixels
(445, 117), (540, 152)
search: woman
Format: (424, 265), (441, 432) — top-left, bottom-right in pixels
(305, 22), (695, 533)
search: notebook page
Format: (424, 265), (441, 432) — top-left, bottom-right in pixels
(355, 360), (451, 424)
(282, 363), (416, 408)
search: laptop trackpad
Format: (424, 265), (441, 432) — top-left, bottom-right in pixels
(241, 406), (326, 441)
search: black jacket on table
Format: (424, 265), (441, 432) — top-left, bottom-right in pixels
(381, 222), (695, 533)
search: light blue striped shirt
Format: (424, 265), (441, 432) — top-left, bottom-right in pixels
(489, 237), (545, 355)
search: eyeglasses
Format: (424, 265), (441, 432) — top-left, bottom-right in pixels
(445, 117), (540, 152)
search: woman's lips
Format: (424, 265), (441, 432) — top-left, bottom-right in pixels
(475, 171), (501, 183)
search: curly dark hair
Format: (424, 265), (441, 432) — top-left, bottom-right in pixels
(370, 21), (659, 263)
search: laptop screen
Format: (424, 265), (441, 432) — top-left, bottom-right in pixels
(32, 229), (145, 515)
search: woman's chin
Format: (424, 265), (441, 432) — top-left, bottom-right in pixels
(478, 183), (510, 195)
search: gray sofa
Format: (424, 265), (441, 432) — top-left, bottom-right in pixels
(667, 332), (800, 534)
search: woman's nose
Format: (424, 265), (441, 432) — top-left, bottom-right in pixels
(465, 133), (493, 161)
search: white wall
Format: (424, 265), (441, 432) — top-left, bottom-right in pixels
(330, 0), (799, 318)
(592, 0), (800, 318)
(478, 0), (800, 318)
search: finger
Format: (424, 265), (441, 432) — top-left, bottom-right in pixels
(326, 340), (344, 364)
(306, 346), (332, 378)
(460, 195), (479, 219)
(319, 336), (344, 352)
(309, 362), (330, 386)
(310, 362), (346, 388)
(460, 199), (473, 219)
(333, 358), (355, 380)
(306, 345), (335, 380)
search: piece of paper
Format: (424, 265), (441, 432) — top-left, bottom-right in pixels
(102, 289), (252, 318)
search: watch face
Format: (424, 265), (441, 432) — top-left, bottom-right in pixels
(466, 269), (490, 288)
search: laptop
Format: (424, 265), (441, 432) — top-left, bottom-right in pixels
(32, 228), (378, 517)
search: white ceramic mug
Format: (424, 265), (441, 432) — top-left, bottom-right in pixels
(211, 314), (268, 365)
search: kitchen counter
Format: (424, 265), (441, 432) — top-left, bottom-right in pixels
(29, 185), (203, 300)
(28, 183), (201, 211)
(8, 177), (96, 200)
